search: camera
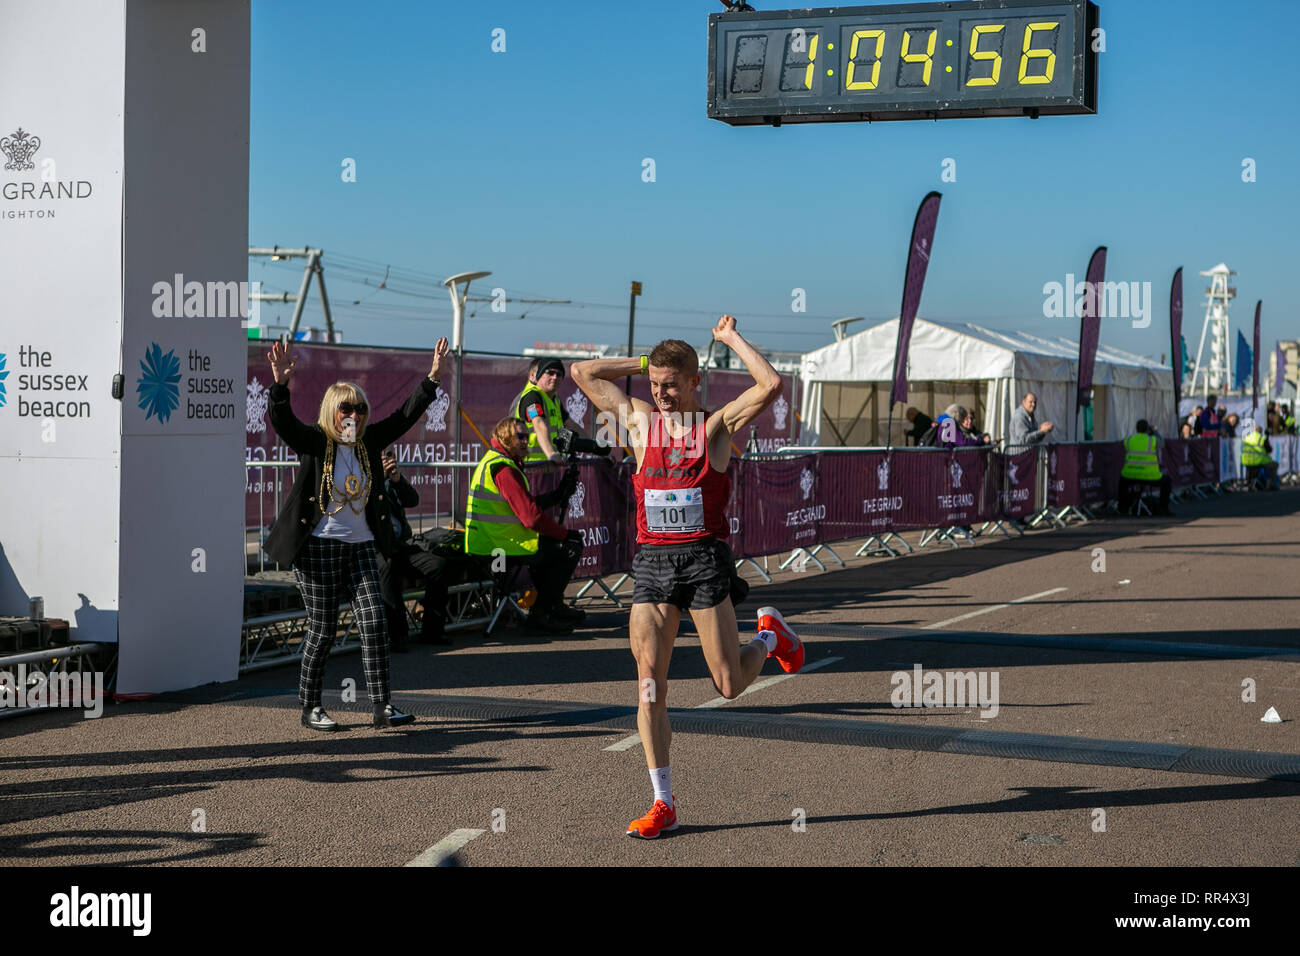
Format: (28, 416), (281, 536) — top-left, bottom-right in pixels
(553, 427), (611, 460)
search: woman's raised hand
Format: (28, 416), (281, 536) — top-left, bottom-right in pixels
(429, 337), (450, 381)
(268, 339), (296, 385)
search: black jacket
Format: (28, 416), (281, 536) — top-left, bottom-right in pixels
(264, 377), (440, 566)
(385, 476), (420, 544)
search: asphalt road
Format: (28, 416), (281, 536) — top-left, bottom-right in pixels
(2, 488), (1297, 869)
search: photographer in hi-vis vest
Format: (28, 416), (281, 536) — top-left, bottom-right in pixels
(511, 357), (579, 463)
(464, 417), (586, 635)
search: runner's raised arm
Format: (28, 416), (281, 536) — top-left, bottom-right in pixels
(709, 315), (783, 439)
(570, 356), (655, 455)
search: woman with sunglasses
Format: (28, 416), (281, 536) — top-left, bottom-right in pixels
(263, 336), (450, 731)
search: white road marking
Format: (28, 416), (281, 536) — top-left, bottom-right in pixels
(405, 828), (487, 867)
(921, 587), (1067, 630)
(603, 733), (645, 753)
(603, 655), (843, 752)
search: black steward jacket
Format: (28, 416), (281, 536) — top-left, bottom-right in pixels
(264, 377), (440, 566)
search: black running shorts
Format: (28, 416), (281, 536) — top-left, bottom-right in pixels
(632, 539), (734, 611)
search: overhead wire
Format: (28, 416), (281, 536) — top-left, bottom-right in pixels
(252, 247), (839, 338)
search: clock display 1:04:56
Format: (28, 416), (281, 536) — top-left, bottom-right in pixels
(767, 20), (1061, 94)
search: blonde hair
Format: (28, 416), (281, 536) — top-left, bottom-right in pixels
(493, 416), (527, 446)
(317, 382), (369, 441)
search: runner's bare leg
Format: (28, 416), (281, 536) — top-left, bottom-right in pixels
(631, 601), (678, 768)
(692, 599), (765, 699)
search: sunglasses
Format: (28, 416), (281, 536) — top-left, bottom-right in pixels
(339, 402), (368, 416)
(514, 430), (531, 440)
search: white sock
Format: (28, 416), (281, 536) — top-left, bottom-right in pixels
(753, 630), (777, 653)
(649, 766), (673, 807)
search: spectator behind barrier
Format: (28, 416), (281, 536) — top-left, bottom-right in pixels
(931, 403), (982, 448)
(1007, 392), (1054, 449)
(1198, 396), (1221, 437)
(1221, 413), (1239, 439)
(960, 407), (993, 445)
(904, 406), (933, 446)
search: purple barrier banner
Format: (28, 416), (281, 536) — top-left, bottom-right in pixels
(890, 448), (994, 528)
(996, 448), (1039, 519)
(739, 454), (822, 554)
(534, 458), (629, 581)
(1047, 443), (1122, 508)
(819, 451), (888, 542)
(1161, 437), (1218, 489)
(723, 459), (745, 558)
(255, 424), (1215, 581)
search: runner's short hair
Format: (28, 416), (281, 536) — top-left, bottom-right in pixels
(648, 339), (698, 377)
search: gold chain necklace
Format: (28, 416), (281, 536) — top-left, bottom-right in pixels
(319, 438), (371, 516)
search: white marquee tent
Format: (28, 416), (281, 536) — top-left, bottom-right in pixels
(798, 318), (1174, 447)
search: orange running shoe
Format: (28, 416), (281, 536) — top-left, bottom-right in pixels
(757, 606), (804, 674)
(626, 798), (678, 839)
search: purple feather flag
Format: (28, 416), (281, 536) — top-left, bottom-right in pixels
(890, 191), (942, 408)
(1169, 268), (1183, 406)
(1252, 300), (1260, 409)
(1276, 340), (1287, 399)
(1076, 246), (1106, 410)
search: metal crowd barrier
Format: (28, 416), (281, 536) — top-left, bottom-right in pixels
(244, 459), (476, 573)
(241, 459), (491, 673)
(239, 578), (499, 672)
(237, 435), (1295, 672)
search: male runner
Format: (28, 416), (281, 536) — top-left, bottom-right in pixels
(571, 315), (803, 838)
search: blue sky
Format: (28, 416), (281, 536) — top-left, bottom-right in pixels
(248, 0), (1298, 364)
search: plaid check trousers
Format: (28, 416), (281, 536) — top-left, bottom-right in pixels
(293, 536), (391, 708)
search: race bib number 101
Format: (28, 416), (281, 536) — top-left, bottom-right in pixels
(644, 487), (705, 533)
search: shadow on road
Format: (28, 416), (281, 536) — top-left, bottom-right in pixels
(675, 778), (1300, 836)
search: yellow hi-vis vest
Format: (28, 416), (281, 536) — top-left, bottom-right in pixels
(465, 449), (540, 556)
(1241, 430), (1274, 467)
(1121, 433), (1162, 481)
(511, 383), (564, 462)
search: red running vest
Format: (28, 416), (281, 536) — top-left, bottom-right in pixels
(633, 411), (731, 545)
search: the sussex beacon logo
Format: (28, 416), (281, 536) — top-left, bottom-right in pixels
(136, 344), (181, 423)
(1, 128), (39, 171)
(0, 352), (9, 407)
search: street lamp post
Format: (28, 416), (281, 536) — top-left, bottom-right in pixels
(443, 270), (492, 526)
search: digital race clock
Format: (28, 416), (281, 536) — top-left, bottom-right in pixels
(707, 0), (1098, 125)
